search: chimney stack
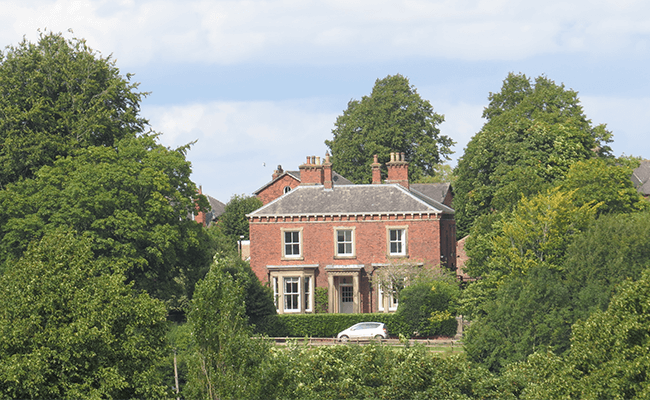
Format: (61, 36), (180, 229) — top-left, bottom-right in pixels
(299, 155), (324, 185)
(323, 153), (333, 189)
(371, 154), (382, 184)
(272, 165), (284, 180)
(386, 152), (409, 189)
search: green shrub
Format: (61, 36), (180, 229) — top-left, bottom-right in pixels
(256, 312), (457, 338)
(393, 279), (460, 337)
(314, 287), (328, 313)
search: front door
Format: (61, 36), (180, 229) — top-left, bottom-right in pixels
(340, 284), (353, 313)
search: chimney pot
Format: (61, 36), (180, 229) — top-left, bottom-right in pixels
(386, 150), (409, 189)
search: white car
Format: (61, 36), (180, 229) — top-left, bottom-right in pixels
(336, 322), (388, 342)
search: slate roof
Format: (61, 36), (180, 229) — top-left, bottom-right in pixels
(249, 184), (454, 217)
(632, 160), (650, 196)
(205, 195), (226, 222)
(410, 183), (452, 204)
(253, 170), (353, 195)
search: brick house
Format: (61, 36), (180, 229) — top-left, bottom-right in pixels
(254, 163), (354, 205)
(248, 153), (456, 314)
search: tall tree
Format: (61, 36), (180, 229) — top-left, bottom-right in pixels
(462, 189), (599, 371)
(0, 134), (213, 308)
(325, 74), (454, 184)
(559, 158), (649, 215)
(453, 73), (612, 237)
(0, 31), (146, 188)
(185, 255), (275, 400)
(0, 230), (169, 399)
(218, 194), (262, 243)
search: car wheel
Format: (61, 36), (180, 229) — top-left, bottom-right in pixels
(374, 334), (384, 341)
(339, 335), (349, 343)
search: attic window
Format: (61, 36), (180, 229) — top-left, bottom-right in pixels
(283, 186), (292, 194)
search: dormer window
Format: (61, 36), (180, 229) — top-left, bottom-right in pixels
(283, 186), (292, 194)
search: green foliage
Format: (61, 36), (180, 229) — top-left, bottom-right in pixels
(314, 287), (329, 313)
(453, 73), (612, 237)
(0, 230), (169, 399)
(462, 189), (599, 371)
(563, 211), (650, 322)
(559, 157), (649, 214)
(0, 134), (213, 308)
(0, 31), (147, 188)
(566, 270), (650, 398)
(213, 255), (277, 328)
(277, 344), (505, 400)
(394, 279), (460, 338)
(503, 269), (650, 399)
(166, 323), (193, 397)
(464, 266), (573, 372)
(325, 74), (454, 184)
(500, 351), (580, 400)
(258, 313), (392, 337)
(185, 254), (276, 400)
(217, 193), (262, 243)
(256, 312), (457, 339)
(413, 163), (457, 184)
(205, 223), (238, 256)
(464, 188), (598, 287)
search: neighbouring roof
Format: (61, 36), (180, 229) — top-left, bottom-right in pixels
(253, 170), (353, 195)
(205, 195), (226, 221)
(410, 183), (452, 204)
(632, 160), (650, 196)
(248, 184), (454, 217)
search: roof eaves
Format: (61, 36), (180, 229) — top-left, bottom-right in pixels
(395, 185), (455, 214)
(252, 171), (299, 195)
(247, 185), (311, 217)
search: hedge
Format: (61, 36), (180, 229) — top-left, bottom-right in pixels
(255, 312), (457, 338)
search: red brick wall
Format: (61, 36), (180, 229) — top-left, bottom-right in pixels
(299, 165), (323, 185)
(256, 175), (300, 205)
(249, 215), (446, 313)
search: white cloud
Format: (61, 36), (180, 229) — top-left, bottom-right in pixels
(142, 97), (485, 200)
(143, 99), (338, 201)
(1, 0), (650, 66)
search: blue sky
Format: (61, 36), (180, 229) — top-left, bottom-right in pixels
(1, 0), (649, 202)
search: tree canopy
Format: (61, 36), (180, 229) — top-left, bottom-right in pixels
(453, 73), (613, 237)
(463, 180), (650, 371)
(0, 230), (169, 399)
(218, 194), (262, 243)
(0, 31), (147, 188)
(185, 255), (275, 400)
(0, 134), (213, 308)
(325, 74), (454, 184)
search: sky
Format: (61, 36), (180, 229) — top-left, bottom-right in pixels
(1, 0), (649, 202)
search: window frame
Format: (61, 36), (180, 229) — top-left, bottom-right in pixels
(334, 227), (356, 258)
(378, 283), (399, 312)
(267, 266), (317, 314)
(386, 226), (408, 257)
(283, 276), (301, 313)
(304, 275), (313, 313)
(281, 227), (303, 260)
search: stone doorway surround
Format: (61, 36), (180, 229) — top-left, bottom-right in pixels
(325, 264), (364, 314)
